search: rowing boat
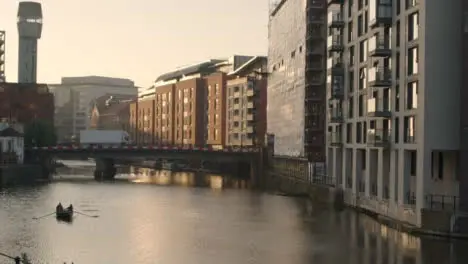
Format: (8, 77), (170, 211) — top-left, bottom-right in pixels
(56, 208), (73, 221)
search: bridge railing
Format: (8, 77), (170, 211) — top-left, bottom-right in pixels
(28, 144), (262, 153)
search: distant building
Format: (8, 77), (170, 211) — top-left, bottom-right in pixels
(0, 82), (54, 124)
(89, 94), (135, 131)
(226, 56), (268, 147)
(0, 123), (24, 164)
(17, 1), (43, 83)
(49, 76), (137, 142)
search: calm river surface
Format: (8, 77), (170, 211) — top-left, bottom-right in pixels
(1, 163), (468, 263)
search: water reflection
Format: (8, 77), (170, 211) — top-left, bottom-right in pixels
(3, 165), (468, 263)
(128, 166), (250, 190)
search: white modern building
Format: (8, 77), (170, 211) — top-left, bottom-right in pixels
(326, 0), (462, 227)
(49, 76), (137, 142)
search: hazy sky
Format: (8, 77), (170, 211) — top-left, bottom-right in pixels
(0, 0), (269, 87)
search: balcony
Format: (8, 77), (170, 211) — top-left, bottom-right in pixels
(246, 102), (255, 108)
(328, 74), (344, 99)
(329, 108), (344, 123)
(368, 36), (391, 57)
(246, 89), (254, 97)
(369, 0), (392, 28)
(306, 61), (324, 71)
(327, 35), (343, 52)
(327, 57), (344, 75)
(367, 129), (391, 148)
(328, 132), (343, 147)
(367, 98), (391, 117)
(368, 67), (391, 87)
(327, 0), (343, 5)
(328, 12), (344, 28)
(246, 114), (254, 121)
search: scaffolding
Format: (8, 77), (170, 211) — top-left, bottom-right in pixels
(304, 0), (326, 162)
(0, 30), (5, 82)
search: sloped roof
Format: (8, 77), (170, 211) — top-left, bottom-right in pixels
(92, 94), (135, 114)
(155, 60), (225, 82)
(227, 56), (267, 76)
(99, 101), (132, 116)
(0, 127), (23, 137)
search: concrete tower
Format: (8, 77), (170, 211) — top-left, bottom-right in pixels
(17, 1), (42, 83)
(0, 30), (5, 82)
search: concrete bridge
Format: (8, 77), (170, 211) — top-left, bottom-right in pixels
(28, 145), (264, 186)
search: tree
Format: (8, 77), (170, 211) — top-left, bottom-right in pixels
(24, 119), (57, 147)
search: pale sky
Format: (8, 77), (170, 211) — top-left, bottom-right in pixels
(0, 0), (269, 87)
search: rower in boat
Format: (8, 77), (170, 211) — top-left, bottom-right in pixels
(67, 204), (73, 212)
(56, 202), (64, 213)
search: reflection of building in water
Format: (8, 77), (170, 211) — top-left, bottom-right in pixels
(339, 212), (422, 264)
(128, 166), (249, 189)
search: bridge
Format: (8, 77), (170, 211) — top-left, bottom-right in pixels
(28, 145), (264, 185)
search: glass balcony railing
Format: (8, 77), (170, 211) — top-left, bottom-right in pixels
(367, 129), (391, 147)
(368, 36), (391, 57)
(368, 67), (391, 87)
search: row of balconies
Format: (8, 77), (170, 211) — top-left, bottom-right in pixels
(329, 97), (391, 124)
(328, 129), (391, 148)
(328, 67), (392, 100)
(327, 35), (391, 57)
(327, 0), (393, 28)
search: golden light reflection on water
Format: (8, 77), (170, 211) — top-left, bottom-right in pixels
(128, 166), (249, 190)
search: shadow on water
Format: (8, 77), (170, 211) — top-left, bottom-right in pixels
(292, 197), (468, 264)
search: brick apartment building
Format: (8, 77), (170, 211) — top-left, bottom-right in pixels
(0, 83), (54, 124)
(130, 55), (268, 147)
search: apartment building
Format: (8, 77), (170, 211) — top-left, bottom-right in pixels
(0, 30), (5, 82)
(132, 55), (265, 146)
(267, 0), (327, 161)
(132, 98), (154, 144)
(174, 78), (205, 145)
(205, 72), (227, 146)
(154, 84), (175, 145)
(326, 0), (462, 227)
(226, 56), (268, 147)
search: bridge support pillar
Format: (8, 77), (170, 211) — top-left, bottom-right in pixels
(94, 158), (116, 181)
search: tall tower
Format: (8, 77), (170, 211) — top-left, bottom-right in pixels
(17, 1), (42, 83)
(0, 30), (5, 82)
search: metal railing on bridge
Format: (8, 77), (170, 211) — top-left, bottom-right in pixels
(28, 144), (261, 153)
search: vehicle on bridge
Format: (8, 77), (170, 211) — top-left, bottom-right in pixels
(80, 130), (130, 147)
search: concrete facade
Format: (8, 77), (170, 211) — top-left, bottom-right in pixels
(267, 0), (327, 161)
(326, 0), (463, 227)
(17, 1), (42, 83)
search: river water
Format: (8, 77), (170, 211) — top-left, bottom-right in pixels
(1, 164), (468, 263)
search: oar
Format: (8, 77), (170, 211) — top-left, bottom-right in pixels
(74, 211), (99, 218)
(0, 252), (25, 263)
(32, 212), (55, 220)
